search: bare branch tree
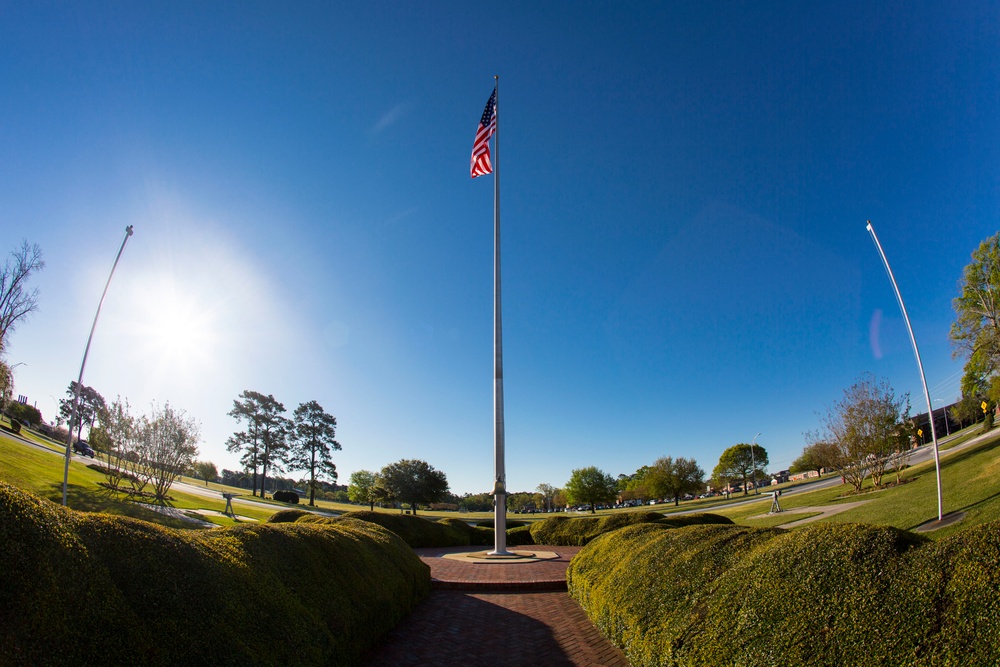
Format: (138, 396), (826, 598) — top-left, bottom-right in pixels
(140, 402), (200, 501)
(0, 240), (45, 347)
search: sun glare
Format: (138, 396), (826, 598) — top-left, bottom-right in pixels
(131, 274), (219, 371)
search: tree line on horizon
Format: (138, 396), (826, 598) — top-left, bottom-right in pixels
(4, 232), (1000, 516)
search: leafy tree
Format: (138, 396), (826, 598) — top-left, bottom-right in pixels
(377, 459), (449, 516)
(951, 233), (1000, 410)
(289, 400), (341, 506)
(0, 240), (44, 348)
(713, 443), (769, 495)
(4, 400), (42, 427)
(190, 460), (219, 486)
(564, 466), (617, 513)
(820, 373), (910, 492)
(646, 456), (705, 506)
(790, 437), (840, 477)
(457, 491), (493, 513)
(949, 394), (984, 430)
(616, 465), (653, 504)
(57, 381), (107, 440)
(348, 470), (380, 510)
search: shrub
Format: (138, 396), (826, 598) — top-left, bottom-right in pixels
(272, 490), (300, 504)
(530, 511), (727, 546)
(437, 517), (490, 545)
(506, 524), (535, 546)
(568, 519), (1000, 667)
(0, 481), (430, 666)
(267, 508), (311, 523)
(5, 401), (42, 427)
(300, 510), (471, 548)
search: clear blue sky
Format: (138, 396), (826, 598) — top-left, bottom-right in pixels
(2, 2), (997, 495)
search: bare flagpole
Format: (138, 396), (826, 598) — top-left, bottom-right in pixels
(866, 220), (943, 522)
(62, 225), (134, 506)
(490, 75), (512, 555)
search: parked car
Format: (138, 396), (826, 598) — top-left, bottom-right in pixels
(73, 439), (95, 457)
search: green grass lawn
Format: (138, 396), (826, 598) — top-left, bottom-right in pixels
(0, 432), (280, 527)
(5, 420), (1000, 538)
(711, 429), (1000, 539)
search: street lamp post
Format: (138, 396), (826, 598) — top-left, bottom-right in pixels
(866, 221), (943, 522)
(751, 432), (761, 495)
(62, 225), (134, 506)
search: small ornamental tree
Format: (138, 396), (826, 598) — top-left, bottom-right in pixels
(821, 373), (910, 492)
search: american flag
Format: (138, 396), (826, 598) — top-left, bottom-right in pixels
(470, 87), (497, 178)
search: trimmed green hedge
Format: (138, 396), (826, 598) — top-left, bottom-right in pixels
(302, 511), (533, 549)
(568, 520), (1000, 666)
(437, 517), (492, 545)
(506, 524), (535, 546)
(0, 482), (430, 666)
(530, 511), (732, 546)
(300, 510), (471, 548)
(267, 508), (311, 523)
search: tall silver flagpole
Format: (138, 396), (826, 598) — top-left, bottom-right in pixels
(866, 221), (943, 522)
(490, 75), (512, 555)
(62, 225), (135, 506)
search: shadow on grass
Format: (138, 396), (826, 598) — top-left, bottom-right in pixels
(937, 431), (1000, 470)
(42, 480), (193, 529)
(953, 488), (1000, 516)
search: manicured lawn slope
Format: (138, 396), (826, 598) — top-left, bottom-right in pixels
(0, 482), (430, 667)
(569, 520), (1000, 667)
(716, 430), (1000, 540)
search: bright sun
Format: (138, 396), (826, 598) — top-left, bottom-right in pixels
(131, 275), (219, 370)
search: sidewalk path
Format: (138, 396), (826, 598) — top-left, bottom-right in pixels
(363, 545), (629, 667)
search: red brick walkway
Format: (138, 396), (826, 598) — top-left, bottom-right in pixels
(363, 546), (629, 667)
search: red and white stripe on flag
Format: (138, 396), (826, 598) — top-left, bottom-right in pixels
(470, 87), (497, 178)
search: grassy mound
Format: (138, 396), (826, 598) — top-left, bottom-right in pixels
(568, 520), (1000, 666)
(0, 482), (429, 666)
(530, 511), (732, 546)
